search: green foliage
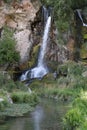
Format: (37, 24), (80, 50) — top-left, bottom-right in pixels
(0, 26), (20, 66)
(3, 0), (20, 3)
(41, 0), (87, 42)
(70, 0), (87, 9)
(0, 99), (9, 111)
(41, 0), (73, 32)
(3, 0), (12, 3)
(29, 79), (41, 90)
(29, 44), (40, 68)
(73, 76), (87, 90)
(73, 98), (87, 115)
(58, 61), (84, 76)
(76, 121), (87, 130)
(63, 108), (84, 130)
(0, 73), (28, 92)
(0, 103), (33, 117)
(11, 91), (39, 105)
(63, 96), (87, 130)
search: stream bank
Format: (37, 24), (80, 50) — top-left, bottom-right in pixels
(0, 98), (69, 130)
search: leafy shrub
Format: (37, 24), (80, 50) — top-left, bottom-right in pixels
(0, 73), (28, 92)
(0, 74), (8, 86)
(76, 121), (87, 130)
(11, 92), (39, 105)
(15, 81), (28, 91)
(63, 108), (84, 130)
(72, 98), (87, 115)
(57, 62), (84, 80)
(29, 79), (41, 90)
(72, 76), (87, 90)
(0, 99), (9, 111)
(0, 26), (20, 66)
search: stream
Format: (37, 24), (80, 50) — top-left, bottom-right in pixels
(0, 99), (68, 130)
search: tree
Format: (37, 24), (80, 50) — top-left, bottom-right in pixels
(0, 26), (20, 66)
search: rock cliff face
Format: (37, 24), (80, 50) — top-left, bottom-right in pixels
(0, 0), (41, 66)
(0, 0), (73, 72)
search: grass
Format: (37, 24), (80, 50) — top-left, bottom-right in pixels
(0, 61), (87, 128)
(11, 91), (39, 105)
(27, 61), (87, 130)
(0, 103), (33, 117)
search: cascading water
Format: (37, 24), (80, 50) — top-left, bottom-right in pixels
(77, 9), (87, 27)
(20, 8), (51, 81)
(30, 16), (51, 79)
(42, 6), (48, 25)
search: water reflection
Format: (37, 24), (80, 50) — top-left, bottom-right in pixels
(32, 106), (44, 130)
(0, 99), (68, 130)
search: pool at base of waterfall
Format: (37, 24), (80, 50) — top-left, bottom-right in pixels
(0, 99), (69, 130)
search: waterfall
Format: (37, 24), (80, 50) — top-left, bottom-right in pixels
(20, 8), (51, 81)
(77, 9), (87, 27)
(42, 6), (48, 25)
(30, 16), (51, 79)
(38, 16), (51, 66)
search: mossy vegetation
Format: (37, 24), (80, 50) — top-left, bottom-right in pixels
(0, 72), (39, 119)
(28, 44), (40, 68)
(0, 103), (33, 117)
(27, 61), (87, 130)
(11, 91), (39, 105)
(0, 26), (20, 66)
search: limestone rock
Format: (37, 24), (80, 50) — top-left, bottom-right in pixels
(14, 29), (33, 63)
(66, 36), (75, 60)
(0, 0), (41, 65)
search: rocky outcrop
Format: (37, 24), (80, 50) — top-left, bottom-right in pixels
(66, 36), (75, 60)
(14, 29), (32, 63)
(46, 43), (68, 64)
(0, 0), (41, 66)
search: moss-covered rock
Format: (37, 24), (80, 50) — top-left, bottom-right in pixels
(28, 44), (40, 68)
(80, 42), (87, 59)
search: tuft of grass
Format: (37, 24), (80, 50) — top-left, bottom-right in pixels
(11, 91), (39, 105)
(63, 108), (84, 130)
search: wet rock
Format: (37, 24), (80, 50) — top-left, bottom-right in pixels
(82, 71), (87, 77)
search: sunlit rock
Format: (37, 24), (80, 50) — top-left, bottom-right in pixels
(14, 29), (33, 63)
(0, 0), (41, 65)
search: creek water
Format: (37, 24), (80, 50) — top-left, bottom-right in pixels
(0, 99), (68, 130)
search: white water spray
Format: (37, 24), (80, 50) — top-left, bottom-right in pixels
(42, 6), (48, 25)
(77, 9), (87, 27)
(38, 16), (51, 66)
(20, 15), (51, 80)
(30, 16), (51, 78)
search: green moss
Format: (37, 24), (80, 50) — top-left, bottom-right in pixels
(0, 103), (33, 117)
(28, 44), (40, 68)
(80, 43), (87, 59)
(83, 34), (87, 39)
